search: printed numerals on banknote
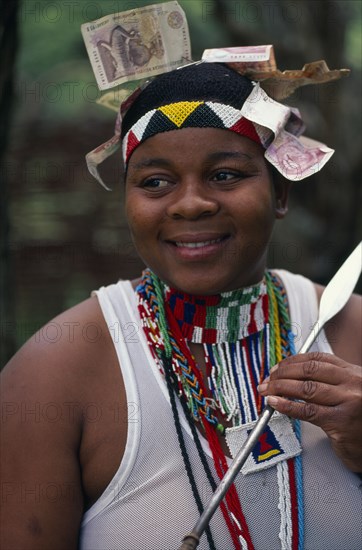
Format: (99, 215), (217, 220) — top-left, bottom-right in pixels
(82, 1), (191, 90)
(202, 45), (277, 73)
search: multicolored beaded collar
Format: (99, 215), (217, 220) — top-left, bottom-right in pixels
(136, 269), (304, 550)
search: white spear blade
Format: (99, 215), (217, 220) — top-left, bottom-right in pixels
(300, 241), (362, 353)
(319, 241), (362, 324)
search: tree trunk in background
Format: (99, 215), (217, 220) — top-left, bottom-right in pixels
(1, 0), (19, 366)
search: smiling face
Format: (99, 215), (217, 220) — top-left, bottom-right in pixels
(125, 127), (289, 295)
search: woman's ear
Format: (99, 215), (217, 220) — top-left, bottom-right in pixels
(272, 167), (290, 219)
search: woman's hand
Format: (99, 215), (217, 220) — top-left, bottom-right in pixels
(258, 352), (362, 472)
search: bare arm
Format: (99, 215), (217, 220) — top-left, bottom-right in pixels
(318, 285), (361, 365)
(1, 296), (121, 550)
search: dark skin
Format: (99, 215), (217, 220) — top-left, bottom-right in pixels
(1, 298), (126, 550)
(1, 128), (361, 549)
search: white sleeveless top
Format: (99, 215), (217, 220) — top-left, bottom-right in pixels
(79, 270), (362, 550)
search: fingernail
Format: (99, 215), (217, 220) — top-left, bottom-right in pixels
(270, 364), (279, 374)
(266, 396), (278, 406)
(258, 382), (269, 393)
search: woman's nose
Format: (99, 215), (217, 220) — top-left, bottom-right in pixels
(166, 179), (219, 220)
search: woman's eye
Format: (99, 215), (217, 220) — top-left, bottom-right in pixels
(212, 171), (243, 182)
(142, 177), (170, 189)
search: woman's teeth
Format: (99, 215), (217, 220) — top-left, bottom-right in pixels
(175, 238), (223, 248)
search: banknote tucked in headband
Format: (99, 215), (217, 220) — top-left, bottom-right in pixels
(84, 46), (349, 189)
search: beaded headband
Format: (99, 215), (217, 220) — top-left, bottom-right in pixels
(86, 65), (336, 189)
(84, 38), (348, 190)
(122, 99), (270, 165)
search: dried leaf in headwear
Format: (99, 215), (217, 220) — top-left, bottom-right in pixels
(202, 47), (350, 100)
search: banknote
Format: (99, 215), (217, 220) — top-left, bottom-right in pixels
(202, 45), (276, 72)
(241, 84), (304, 138)
(82, 1), (191, 90)
(96, 80), (149, 113)
(97, 87), (135, 113)
(86, 132), (121, 190)
(240, 82), (333, 180)
(265, 131), (334, 181)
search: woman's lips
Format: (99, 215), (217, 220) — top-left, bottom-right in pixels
(166, 234), (230, 259)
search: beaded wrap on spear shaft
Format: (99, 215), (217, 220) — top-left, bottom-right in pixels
(136, 270), (304, 550)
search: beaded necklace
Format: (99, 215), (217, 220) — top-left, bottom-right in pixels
(137, 269), (304, 550)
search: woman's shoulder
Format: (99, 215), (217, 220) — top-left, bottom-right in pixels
(1, 295), (117, 409)
(1, 296), (126, 548)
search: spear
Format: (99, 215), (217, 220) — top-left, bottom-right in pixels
(178, 241), (362, 550)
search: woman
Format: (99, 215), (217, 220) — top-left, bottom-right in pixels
(2, 62), (361, 550)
